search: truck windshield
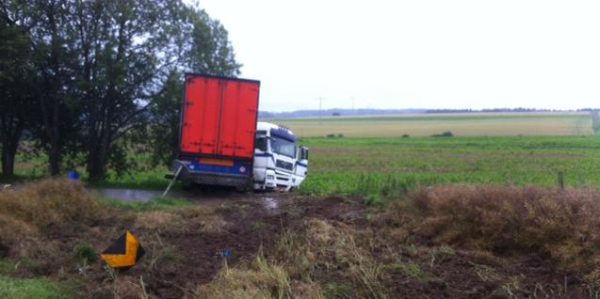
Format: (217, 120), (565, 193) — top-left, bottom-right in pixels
(271, 137), (296, 158)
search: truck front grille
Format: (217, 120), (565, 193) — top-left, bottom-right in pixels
(276, 159), (294, 171)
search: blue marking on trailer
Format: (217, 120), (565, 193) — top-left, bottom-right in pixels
(186, 159), (252, 176)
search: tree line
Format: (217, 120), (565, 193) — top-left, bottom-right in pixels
(0, 0), (241, 180)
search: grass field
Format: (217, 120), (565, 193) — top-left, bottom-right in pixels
(275, 112), (594, 137)
(5, 113), (600, 195)
(299, 135), (600, 198)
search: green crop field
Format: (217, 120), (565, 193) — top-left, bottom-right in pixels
(8, 113), (600, 197)
(274, 112), (594, 137)
(298, 135), (600, 199)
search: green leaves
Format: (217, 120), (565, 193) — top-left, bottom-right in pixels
(0, 0), (242, 179)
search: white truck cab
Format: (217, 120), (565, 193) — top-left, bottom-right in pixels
(253, 122), (309, 191)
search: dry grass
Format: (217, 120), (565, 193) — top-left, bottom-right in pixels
(0, 179), (105, 230)
(195, 217), (388, 298)
(390, 185), (600, 284)
(275, 219), (388, 299)
(6, 179), (600, 298)
(277, 113), (592, 137)
(134, 210), (177, 230)
(0, 179), (112, 258)
(194, 255), (293, 299)
(134, 205), (229, 235)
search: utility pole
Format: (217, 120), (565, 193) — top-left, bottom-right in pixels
(319, 96), (323, 120)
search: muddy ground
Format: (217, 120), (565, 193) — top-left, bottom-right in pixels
(107, 194), (368, 298)
(2, 182), (596, 298)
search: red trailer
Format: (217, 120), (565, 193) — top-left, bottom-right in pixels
(173, 74), (260, 189)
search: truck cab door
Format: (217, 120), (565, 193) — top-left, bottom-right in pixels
(294, 146), (309, 183)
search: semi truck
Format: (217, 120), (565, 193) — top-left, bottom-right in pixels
(169, 73), (309, 191)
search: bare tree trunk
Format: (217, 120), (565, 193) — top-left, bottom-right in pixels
(86, 143), (107, 181)
(48, 139), (61, 176)
(1, 124), (23, 178)
(86, 126), (111, 181)
(1, 141), (17, 177)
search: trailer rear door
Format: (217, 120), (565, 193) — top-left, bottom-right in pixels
(180, 74), (260, 159)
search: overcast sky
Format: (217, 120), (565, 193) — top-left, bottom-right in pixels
(197, 0), (600, 112)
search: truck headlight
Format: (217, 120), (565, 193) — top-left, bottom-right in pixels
(266, 175), (275, 180)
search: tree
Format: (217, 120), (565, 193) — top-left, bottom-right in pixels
(146, 6), (242, 167)
(1, 0), (82, 176)
(147, 70), (183, 167)
(1, 0), (242, 179)
(70, 0), (191, 180)
(0, 19), (35, 177)
(184, 7), (242, 76)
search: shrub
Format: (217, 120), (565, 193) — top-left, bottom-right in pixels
(432, 131), (453, 137)
(73, 243), (98, 264)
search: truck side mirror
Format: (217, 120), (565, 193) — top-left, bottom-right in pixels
(300, 146), (309, 160)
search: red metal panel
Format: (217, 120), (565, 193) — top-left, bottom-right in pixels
(218, 80), (260, 159)
(180, 76), (221, 155)
(180, 74), (259, 159)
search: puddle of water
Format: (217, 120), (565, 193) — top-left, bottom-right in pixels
(95, 188), (163, 202)
(261, 197), (279, 209)
(91, 187), (286, 206)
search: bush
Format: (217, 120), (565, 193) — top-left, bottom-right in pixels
(73, 243), (98, 264)
(432, 131), (453, 137)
